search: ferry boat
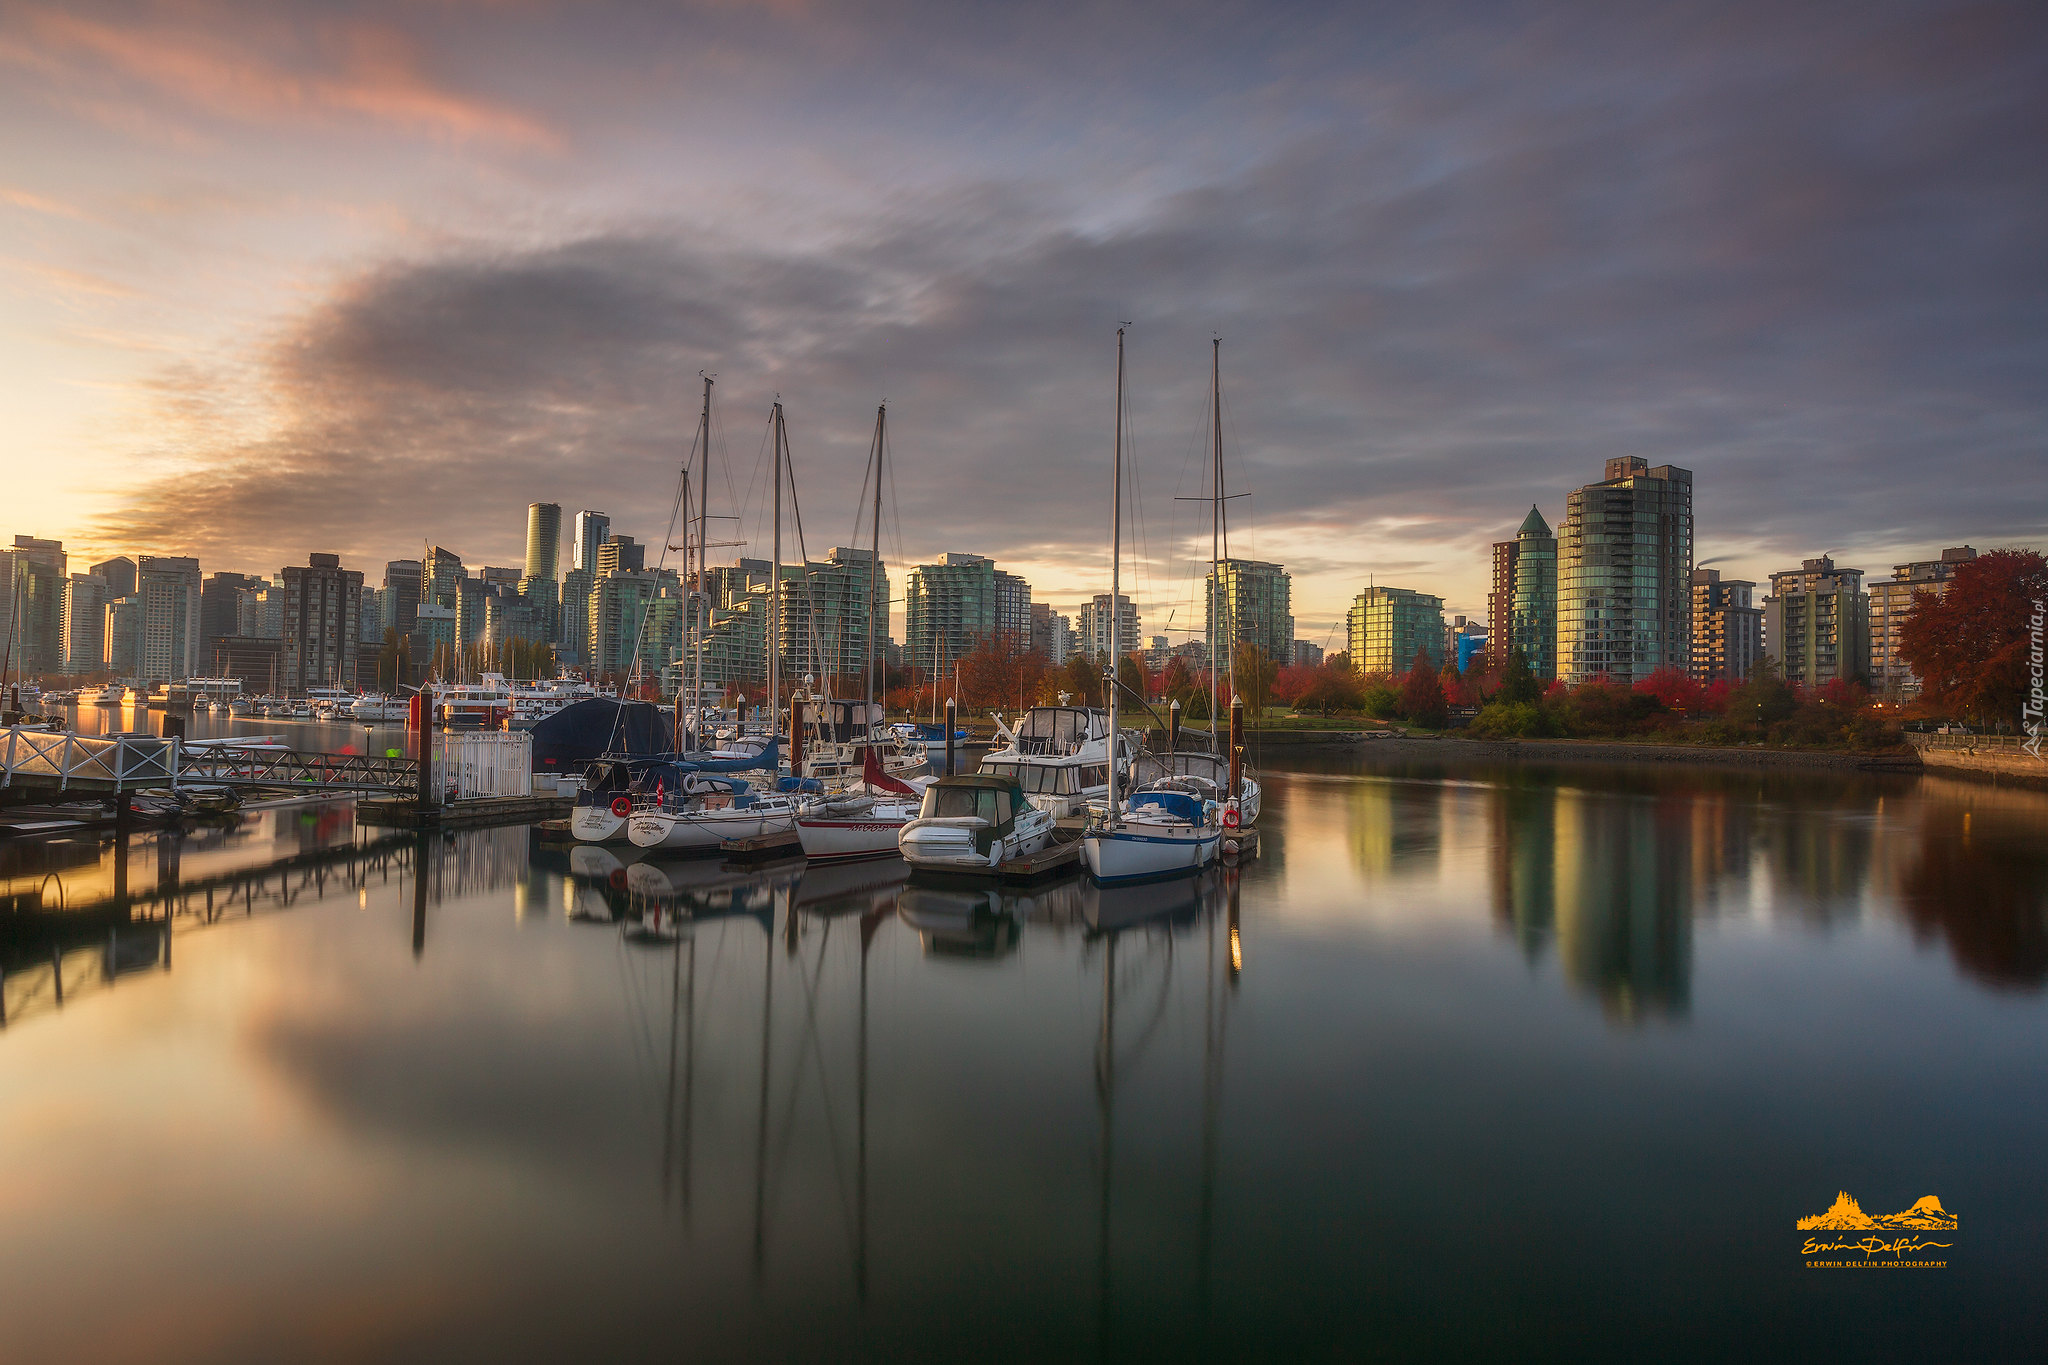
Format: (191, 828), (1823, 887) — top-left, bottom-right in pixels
(898, 772), (1055, 873)
(977, 702), (1134, 818)
(349, 693), (412, 721)
(434, 674), (514, 729)
(79, 685), (124, 706)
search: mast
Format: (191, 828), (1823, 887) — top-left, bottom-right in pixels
(769, 402), (784, 730)
(1106, 326), (1125, 830)
(695, 373), (712, 748)
(866, 404), (885, 715)
(680, 464), (692, 748)
(1196, 337), (1212, 740)
(1217, 338), (1237, 716)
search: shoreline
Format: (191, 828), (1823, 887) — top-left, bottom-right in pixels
(1256, 732), (1920, 774)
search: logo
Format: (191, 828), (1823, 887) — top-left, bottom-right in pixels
(1797, 1191), (1953, 1269)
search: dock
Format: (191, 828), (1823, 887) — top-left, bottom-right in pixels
(357, 795), (572, 829)
(723, 829), (803, 861)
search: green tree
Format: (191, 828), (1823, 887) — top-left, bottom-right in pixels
(1499, 647), (1541, 704)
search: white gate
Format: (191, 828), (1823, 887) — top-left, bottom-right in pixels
(433, 732), (532, 799)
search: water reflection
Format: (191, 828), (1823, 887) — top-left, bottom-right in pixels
(1, 760), (2044, 1361)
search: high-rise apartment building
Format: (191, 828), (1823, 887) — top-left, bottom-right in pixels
(91, 556), (136, 599)
(595, 535), (644, 578)
(1487, 539), (1519, 673)
(525, 502), (562, 583)
(1292, 639), (1324, 669)
(1497, 506), (1558, 680)
(1347, 586), (1446, 674)
(201, 571), (263, 645)
(236, 583), (283, 639)
(1076, 592), (1141, 663)
(572, 511), (611, 574)
(1204, 559), (1293, 665)
(1556, 457), (1693, 685)
(1764, 556), (1868, 689)
(2, 536), (67, 675)
(1029, 602), (1072, 664)
(906, 553), (1001, 678)
(63, 572), (110, 673)
(589, 569), (681, 679)
(777, 547), (891, 686)
(135, 555), (203, 682)
(382, 559), (423, 633)
(105, 596), (140, 676)
(1689, 569), (1762, 684)
(1868, 546), (1977, 698)
(558, 567), (596, 665)
(425, 547), (465, 611)
(280, 554), (364, 694)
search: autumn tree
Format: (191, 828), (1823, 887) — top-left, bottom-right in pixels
(1295, 660), (1364, 717)
(1899, 549), (2048, 725)
(1398, 647), (1448, 727)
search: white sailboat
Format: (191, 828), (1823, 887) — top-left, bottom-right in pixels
(1084, 327), (1221, 884)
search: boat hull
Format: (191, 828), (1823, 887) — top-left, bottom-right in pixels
(1083, 826), (1220, 884)
(899, 820), (1053, 874)
(795, 816), (910, 863)
(627, 807), (796, 851)
(570, 806), (632, 843)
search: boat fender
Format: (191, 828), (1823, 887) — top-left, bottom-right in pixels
(610, 796), (633, 818)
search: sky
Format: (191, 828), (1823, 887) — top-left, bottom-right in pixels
(2, 0), (2044, 645)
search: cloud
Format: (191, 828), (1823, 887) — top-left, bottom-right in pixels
(80, 0), (2048, 623)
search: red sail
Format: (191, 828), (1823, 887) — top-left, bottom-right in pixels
(862, 745), (917, 795)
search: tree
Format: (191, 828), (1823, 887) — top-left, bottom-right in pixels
(1633, 666), (1703, 713)
(1161, 654), (1196, 706)
(1060, 653), (1103, 708)
(1117, 652), (1149, 708)
(1296, 661), (1363, 716)
(1498, 647), (1542, 705)
(1398, 647), (1448, 727)
(1899, 549), (2048, 725)
(1231, 642), (1278, 716)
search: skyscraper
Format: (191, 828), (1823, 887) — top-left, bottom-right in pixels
(1556, 457), (1693, 685)
(1487, 538), (1519, 672)
(905, 553), (1001, 678)
(382, 559), (423, 633)
(1868, 546), (1977, 698)
(525, 502), (562, 583)
(1507, 507), (1558, 681)
(63, 572), (110, 674)
(91, 556), (136, 599)
(201, 571), (264, 646)
(1763, 556), (1868, 688)
(595, 535), (645, 577)
(573, 510), (611, 574)
(1690, 569), (1762, 684)
(1346, 586), (1445, 674)
(1204, 558), (1293, 665)
(135, 555), (203, 682)
(2, 536), (66, 675)
(1076, 592), (1140, 662)
(280, 553), (364, 694)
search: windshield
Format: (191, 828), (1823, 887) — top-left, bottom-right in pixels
(922, 786), (1010, 822)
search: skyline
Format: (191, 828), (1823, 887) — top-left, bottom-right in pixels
(3, 0), (2044, 641)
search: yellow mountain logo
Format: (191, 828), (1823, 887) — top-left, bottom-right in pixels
(1796, 1191), (1957, 1231)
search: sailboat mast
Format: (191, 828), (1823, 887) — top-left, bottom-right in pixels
(770, 402), (784, 728)
(680, 464), (692, 748)
(695, 373), (712, 746)
(1106, 326), (1125, 829)
(866, 404), (885, 713)
(1211, 337), (1221, 738)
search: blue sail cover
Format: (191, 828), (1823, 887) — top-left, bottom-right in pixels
(675, 737), (780, 774)
(1128, 790), (1205, 823)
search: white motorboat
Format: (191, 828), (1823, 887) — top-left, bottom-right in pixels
(434, 673), (514, 729)
(978, 703), (1133, 819)
(80, 685), (124, 706)
(796, 697), (928, 784)
(898, 773), (1055, 873)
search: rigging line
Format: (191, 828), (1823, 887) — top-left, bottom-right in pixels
(603, 418), (692, 751)
(779, 414), (833, 693)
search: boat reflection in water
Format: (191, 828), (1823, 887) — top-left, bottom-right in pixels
(897, 875), (1084, 957)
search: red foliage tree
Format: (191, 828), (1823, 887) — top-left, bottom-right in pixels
(1633, 667), (1704, 713)
(1899, 549), (2048, 724)
(1398, 648), (1448, 727)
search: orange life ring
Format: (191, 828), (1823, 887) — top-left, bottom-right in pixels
(610, 796), (633, 818)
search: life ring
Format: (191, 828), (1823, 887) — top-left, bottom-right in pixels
(1223, 806), (1241, 828)
(610, 796), (633, 818)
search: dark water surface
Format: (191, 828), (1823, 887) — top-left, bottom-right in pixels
(3, 751), (2044, 1362)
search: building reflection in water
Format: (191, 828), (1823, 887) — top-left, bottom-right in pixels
(1897, 783), (2048, 992)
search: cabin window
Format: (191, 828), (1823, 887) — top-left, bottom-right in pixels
(994, 790), (1013, 823)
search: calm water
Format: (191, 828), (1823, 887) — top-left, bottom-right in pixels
(2, 749), (2045, 1362)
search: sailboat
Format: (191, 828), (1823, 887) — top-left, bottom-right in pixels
(1130, 338), (1262, 831)
(1083, 328), (1222, 885)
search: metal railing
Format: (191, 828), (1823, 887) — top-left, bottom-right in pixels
(0, 726), (417, 793)
(0, 729), (175, 791)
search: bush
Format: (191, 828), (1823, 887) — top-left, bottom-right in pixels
(1468, 701), (1554, 738)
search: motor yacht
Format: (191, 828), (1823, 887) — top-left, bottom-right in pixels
(898, 772), (1056, 873)
(977, 702), (1134, 819)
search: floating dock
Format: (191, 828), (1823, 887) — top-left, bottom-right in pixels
(357, 795), (572, 829)
(997, 831), (1082, 881)
(723, 829), (803, 861)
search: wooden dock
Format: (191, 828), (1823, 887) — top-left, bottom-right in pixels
(723, 829), (803, 861)
(1222, 826), (1261, 860)
(996, 830), (1082, 881)
(357, 795), (572, 830)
